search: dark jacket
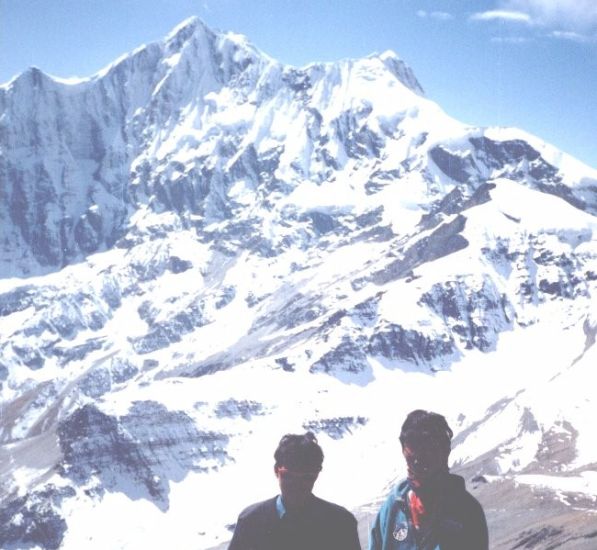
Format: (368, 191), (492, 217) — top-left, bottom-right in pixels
(228, 494), (361, 550)
(369, 474), (488, 550)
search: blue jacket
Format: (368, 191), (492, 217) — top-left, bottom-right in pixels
(369, 474), (488, 550)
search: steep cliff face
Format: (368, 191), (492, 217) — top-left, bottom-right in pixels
(0, 17), (426, 274)
(1, 16), (597, 550)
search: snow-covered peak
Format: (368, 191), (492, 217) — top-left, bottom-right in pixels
(5, 66), (54, 90)
(164, 15), (207, 42)
(162, 15), (218, 56)
(371, 49), (425, 96)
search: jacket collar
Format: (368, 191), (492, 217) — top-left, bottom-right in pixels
(394, 473), (466, 502)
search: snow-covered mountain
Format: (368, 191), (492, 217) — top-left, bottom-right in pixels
(1, 16), (597, 550)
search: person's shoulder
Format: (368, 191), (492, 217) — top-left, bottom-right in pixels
(237, 496), (277, 521)
(381, 478), (409, 503)
(378, 478), (409, 509)
(445, 475), (486, 516)
(394, 478), (410, 496)
(461, 488), (486, 516)
(311, 496), (357, 523)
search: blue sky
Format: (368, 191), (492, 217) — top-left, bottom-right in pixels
(1, 0), (596, 168)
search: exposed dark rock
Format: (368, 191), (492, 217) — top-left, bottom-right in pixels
(481, 237), (518, 276)
(282, 68), (312, 93)
(110, 357), (139, 384)
(303, 416), (368, 440)
(345, 207), (395, 243)
(214, 399), (265, 420)
(186, 359), (231, 378)
(57, 402), (229, 511)
(372, 215), (469, 285)
(419, 183), (495, 230)
(169, 255), (193, 273)
(208, 218), (277, 258)
(318, 309), (347, 332)
(228, 144), (259, 182)
(142, 358), (160, 370)
(368, 323), (456, 365)
(131, 302), (207, 354)
(310, 336), (369, 374)
(430, 138), (565, 200)
(349, 295), (381, 327)
(74, 210), (103, 253)
(215, 286), (236, 309)
(99, 277), (122, 309)
(354, 207), (384, 228)
(429, 137), (594, 215)
(317, 146), (340, 171)
(300, 210), (338, 235)
(78, 366), (112, 398)
(245, 292), (261, 308)
(469, 137), (541, 169)
(0, 285), (38, 316)
(274, 357), (294, 372)
(512, 527), (564, 549)
(13, 345), (45, 370)
(365, 170), (402, 194)
(519, 407), (540, 434)
(52, 338), (105, 366)
(11, 292), (112, 361)
(539, 279), (567, 298)
(420, 277), (513, 351)
(3, 143), (129, 270)
(0, 485), (74, 550)
(137, 300), (157, 325)
(523, 421), (578, 473)
(332, 109), (384, 159)
(128, 249), (182, 283)
(429, 146), (475, 183)
(257, 146), (283, 179)
(350, 224), (395, 244)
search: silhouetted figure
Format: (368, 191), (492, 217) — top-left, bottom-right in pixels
(369, 410), (488, 550)
(229, 432), (361, 550)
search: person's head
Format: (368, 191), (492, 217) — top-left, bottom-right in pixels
(399, 409), (453, 487)
(273, 432), (323, 508)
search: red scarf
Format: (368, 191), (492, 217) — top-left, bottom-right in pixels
(408, 489), (427, 530)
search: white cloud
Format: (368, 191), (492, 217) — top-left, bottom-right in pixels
(551, 30), (595, 43)
(471, 1), (597, 42)
(470, 10), (532, 24)
(501, 0), (597, 33)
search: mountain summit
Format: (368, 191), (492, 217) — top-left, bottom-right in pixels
(0, 16), (431, 276)
(1, 17), (597, 550)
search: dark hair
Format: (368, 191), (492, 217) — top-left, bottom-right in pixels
(274, 432), (324, 471)
(399, 409), (453, 450)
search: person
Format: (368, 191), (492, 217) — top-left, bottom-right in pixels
(369, 410), (488, 550)
(228, 431), (361, 550)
